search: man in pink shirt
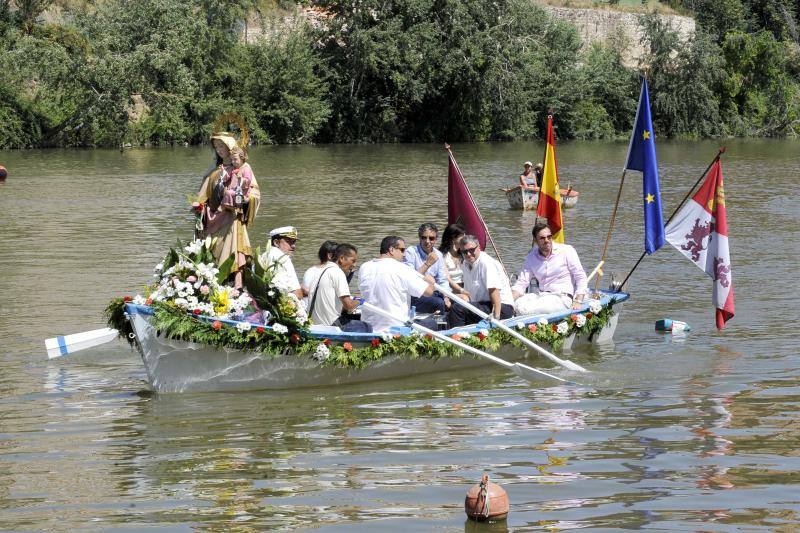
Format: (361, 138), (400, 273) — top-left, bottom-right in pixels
(512, 220), (588, 315)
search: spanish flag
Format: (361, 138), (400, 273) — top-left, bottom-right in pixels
(536, 115), (564, 243)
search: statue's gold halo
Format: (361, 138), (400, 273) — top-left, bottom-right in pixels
(211, 113), (249, 150)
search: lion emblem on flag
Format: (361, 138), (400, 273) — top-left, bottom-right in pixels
(714, 257), (731, 287)
(681, 218), (712, 261)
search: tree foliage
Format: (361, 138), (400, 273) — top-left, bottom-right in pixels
(0, 0), (798, 148)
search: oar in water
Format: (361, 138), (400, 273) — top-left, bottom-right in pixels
(424, 278), (588, 372)
(359, 301), (577, 384)
(45, 328), (119, 359)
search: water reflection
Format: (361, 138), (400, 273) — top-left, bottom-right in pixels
(1, 140), (799, 529)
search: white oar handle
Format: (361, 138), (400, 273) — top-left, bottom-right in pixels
(429, 277), (587, 373)
(586, 260), (604, 283)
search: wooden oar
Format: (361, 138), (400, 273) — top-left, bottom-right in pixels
(360, 301), (576, 384)
(432, 281), (588, 372)
(45, 327), (119, 359)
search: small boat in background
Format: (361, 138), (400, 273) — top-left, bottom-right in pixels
(501, 185), (579, 210)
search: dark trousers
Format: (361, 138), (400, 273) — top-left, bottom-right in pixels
(410, 294), (446, 315)
(335, 314), (373, 333)
(447, 301), (514, 328)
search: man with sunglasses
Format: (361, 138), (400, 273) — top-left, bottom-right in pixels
(447, 235), (515, 328)
(512, 220), (588, 315)
(359, 236), (436, 332)
(403, 222), (449, 316)
(258, 226), (303, 299)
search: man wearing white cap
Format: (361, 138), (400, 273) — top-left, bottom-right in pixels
(258, 226), (303, 298)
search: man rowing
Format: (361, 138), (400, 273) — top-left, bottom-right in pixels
(359, 236), (436, 332)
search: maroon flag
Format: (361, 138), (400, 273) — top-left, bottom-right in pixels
(448, 149), (488, 249)
(665, 159), (734, 329)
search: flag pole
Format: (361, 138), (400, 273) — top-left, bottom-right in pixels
(593, 169), (628, 294)
(616, 147), (726, 290)
(444, 143), (509, 276)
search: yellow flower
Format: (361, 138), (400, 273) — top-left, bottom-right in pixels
(211, 287), (232, 316)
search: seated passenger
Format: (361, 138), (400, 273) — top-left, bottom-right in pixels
(403, 222), (449, 315)
(359, 236), (435, 332)
(258, 226), (303, 299)
(303, 240), (338, 300)
(307, 243), (371, 332)
(447, 235), (515, 328)
(512, 220), (588, 315)
(439, 223), (467, 294)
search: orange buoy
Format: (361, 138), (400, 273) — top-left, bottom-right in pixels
(0, 165), (6, 181)
(465, 474), (509, 521)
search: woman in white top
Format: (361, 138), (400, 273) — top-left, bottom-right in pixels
(439, 223), (467, 294)
(302, 240), (338, 299)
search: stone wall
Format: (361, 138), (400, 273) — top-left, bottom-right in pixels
(536, 3), (695, 67)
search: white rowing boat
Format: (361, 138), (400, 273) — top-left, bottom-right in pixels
(501, 185), (579, 210)
(124, 290), (628, 393)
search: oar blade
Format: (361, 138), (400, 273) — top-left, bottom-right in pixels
(45, 327), (118, 359)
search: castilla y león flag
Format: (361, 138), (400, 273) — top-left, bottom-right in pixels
(536, 115), (564, 243)
(448, 149), (488, 249)
(665, 159), (735, 329)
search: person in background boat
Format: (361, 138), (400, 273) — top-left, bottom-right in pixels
(403, 223), (449, 315)
(519, 161), (538, 191)
(359, 236), (436, 332)
(195, 136), (261, 288)
(439, 223), (467, 294)
(258, 226), (303, 299)
(308, 243), (372, 332)
(448, 235), (515, 328)
(512, 220), (587, 315)
(534, 162), (544, 188)
(303, 240), (338, 300)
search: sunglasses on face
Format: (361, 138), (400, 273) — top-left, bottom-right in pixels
(420, 236), (436, 241)
(394, 246), (406, 253)
(461, 246), (478, 255)
(283, 237), (297, 245)
(537, 235), (553, 241)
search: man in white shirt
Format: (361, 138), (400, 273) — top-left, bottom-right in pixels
(307, 243), (371, 332)
(448, 234), (515, 328)
(359, 236), (435, 332)
(512, 220), (588, 315)
(258, 226), (303, 299)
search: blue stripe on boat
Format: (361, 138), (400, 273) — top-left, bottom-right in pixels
(58, 335), (68, 355)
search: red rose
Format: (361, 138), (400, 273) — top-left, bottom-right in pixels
(212, 321), (222, 331)
(571, 314), (579, 322)
(528, 324), (537, 333)
(477, 332), (487, 341)
(145, 298), (153, 306)
(551, 324), (558, 332)
(193, 309), (201, 315)
(371, 338), (380, 347)
(343, 342), (353, 352)
(256, 327), (265, 334)
(586, 313), (593, 319)
(323, 338), (332, 346)
(290, 333), (301, 344)
(425, 333), (433, 340)
(123, 296), (133, 302)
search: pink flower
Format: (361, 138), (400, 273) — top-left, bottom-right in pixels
(212, 321), (222, 331)
(231, 289), (240, 298)
(200, 285), (210, 295)
(343, 342), (353, 352)
(528, 324), (537, 333)
(186, 275), (197, 283)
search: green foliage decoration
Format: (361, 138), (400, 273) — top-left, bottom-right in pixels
(105, 291), (616, 370)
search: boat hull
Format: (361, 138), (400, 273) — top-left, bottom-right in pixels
(503, 185), (579, 210)
(126, 292), (627, 393)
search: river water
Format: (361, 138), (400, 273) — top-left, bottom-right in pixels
(0, 140), (798, 531)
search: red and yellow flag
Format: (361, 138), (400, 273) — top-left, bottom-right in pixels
(536, 115), (564, 243)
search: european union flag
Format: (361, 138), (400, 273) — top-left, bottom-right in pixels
(625, 78), (665, 255)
